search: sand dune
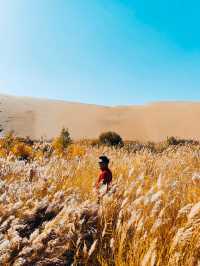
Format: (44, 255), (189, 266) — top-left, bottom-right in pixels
(0, 94), (200, 141)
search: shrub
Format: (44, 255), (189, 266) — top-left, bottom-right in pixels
(166, 136), (179, 146)
(99, 131), (123, 147)
(59, 128), (72, 148)
(11, 142), (33, 161)
(3, 131), (15, 149)
(166, 136), (199, 146)
(52, 128), (72, 155)
(24, 136), (34, 146)
(0, 131), (15, 157)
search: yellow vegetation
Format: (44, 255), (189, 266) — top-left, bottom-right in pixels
(1, 136), (200, 265)
(11, 142), (33, 159)
(67, 143), (86, 159)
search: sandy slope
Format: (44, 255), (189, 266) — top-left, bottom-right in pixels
(0, 94), (200, 141)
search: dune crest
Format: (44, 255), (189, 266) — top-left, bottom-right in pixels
(0, 94), (200, 141)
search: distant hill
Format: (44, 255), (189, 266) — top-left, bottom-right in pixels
(0, 94), (200, 141)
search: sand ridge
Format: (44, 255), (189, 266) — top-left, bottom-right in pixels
(0, 94), (200, 141)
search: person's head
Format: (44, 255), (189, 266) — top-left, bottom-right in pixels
(98, 156), (109, 170)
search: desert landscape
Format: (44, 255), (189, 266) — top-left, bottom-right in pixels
(1, 0), (199, 265)
(1, 94), (200, 141)
(1, 94), (200, 265)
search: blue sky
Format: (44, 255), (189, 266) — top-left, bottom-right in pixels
(0, 0), (200, 106)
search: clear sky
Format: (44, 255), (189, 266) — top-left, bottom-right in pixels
(0, 0), (200, 106)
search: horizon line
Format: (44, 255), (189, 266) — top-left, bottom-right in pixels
(1, 92), (200, 108)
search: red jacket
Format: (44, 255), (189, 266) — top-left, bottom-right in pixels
(96, 168), (112, 189)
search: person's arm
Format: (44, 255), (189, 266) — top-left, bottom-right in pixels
(96, 171), (108, 189)
(96, 173), (103, 189)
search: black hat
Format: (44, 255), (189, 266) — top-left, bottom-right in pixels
(99, 156), (109, 164)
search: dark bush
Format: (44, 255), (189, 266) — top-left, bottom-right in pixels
(166, 136), (179, 146)
(166, 136), (199, 146)
(99, 131), (123, 147)
(59, 128), (72, 149)
(25, 137), (34, 146)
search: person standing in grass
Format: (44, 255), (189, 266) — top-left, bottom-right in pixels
(96, 156), (112, 196)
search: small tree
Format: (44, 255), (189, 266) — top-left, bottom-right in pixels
(53, 128), (72, 155)
(99, 131), (123, 147)
(59, 128), (72, 148)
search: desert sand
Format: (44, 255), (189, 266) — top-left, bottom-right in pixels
(0, 94), (200, 141)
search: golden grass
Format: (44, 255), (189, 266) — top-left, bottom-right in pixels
(0, 143), (200, 265)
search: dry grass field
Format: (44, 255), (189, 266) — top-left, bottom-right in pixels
(1, 133), (200, 265)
